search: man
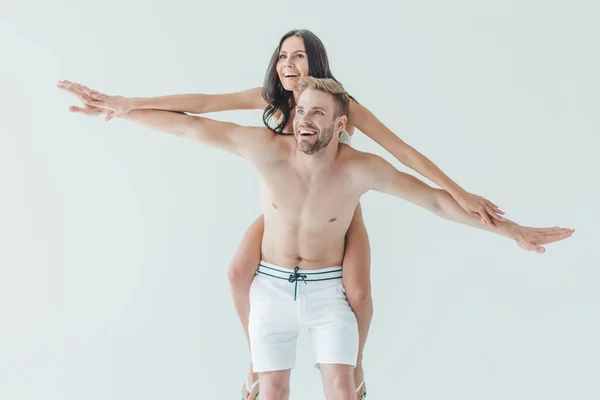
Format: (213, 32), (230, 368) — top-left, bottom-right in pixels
(59, 77), (573, 400)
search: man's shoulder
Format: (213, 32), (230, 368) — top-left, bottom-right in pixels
(338, 145), (382, 167)
(240, 125), (275, 136)
(240, 126), (293, 161)
(338, 146), (391, 182)
(236, 125), (276, 145)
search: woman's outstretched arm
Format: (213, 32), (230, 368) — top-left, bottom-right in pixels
(130, 87), (267, 114)
(57, 81), (267, 119)
(348, 100), (505, 225)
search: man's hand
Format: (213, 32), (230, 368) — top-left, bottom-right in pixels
(509, 224), (574, 253)
(57, 80), (131, 121)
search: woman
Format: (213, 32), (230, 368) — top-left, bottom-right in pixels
(62, 29), (504, 400)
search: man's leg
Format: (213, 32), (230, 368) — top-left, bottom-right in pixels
(309, 274), (360, 399)
(258, 370), (292, 400)
(226, 215), (264, 399)
(248, 264), (300, 400)
(342, 203), (372, 397)
(320, 364), (356, 400)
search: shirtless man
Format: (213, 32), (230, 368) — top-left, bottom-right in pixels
(59, 77), (573, 400)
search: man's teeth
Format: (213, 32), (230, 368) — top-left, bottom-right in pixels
(299, 129), (315, 135)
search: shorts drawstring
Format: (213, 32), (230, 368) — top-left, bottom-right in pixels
(288, 266), (307, 301)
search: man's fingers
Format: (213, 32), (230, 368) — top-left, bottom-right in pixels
(521, 240), (545, 253)
(539, 227), (574, 235)
(69, 105), (102, 115)
(540, 231), (574, 244)
(85, 99), (103, 108)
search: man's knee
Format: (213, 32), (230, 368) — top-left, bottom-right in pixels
(260, 384), (289, 400)
(324, 373), (355, 400)
(260, 372), (290, 400)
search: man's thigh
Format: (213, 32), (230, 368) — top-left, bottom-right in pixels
(307, 281), (359, 368)
(249, 274), (300, 373)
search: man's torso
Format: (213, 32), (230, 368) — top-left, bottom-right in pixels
(248, 133), (369, 270)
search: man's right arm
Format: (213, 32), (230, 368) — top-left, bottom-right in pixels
(57, 80), (273, 158)
(119, 109), (274, 159)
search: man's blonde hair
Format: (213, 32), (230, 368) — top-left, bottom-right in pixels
(297, 77), (350, 118)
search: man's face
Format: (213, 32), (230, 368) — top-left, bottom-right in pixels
(292, 89), (342, 155)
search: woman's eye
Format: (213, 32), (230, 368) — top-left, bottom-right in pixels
(295, 54), (305, 58)
(279, 54), (286, 59)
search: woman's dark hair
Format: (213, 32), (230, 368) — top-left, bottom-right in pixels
(262, 29), (355, 134)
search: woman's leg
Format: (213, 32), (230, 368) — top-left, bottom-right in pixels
(227, 215), (264, 400)
(342, 203), (373, 398)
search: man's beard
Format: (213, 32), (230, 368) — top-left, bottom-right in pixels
(296, 124), (335, 155)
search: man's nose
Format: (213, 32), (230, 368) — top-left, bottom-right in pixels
(296, 113), (309, 123)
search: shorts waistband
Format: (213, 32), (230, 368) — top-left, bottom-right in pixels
(257, 260), (343, 281)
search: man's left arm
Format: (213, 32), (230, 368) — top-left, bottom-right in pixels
(359, 153), (574, 252)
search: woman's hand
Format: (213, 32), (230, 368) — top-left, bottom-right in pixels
(453, 189), (505, 226)
(57, 80), (132, 121)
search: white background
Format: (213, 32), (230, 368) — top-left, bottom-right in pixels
(1, 0), (598, 399)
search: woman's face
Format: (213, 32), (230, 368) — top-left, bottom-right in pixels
(277, 35), (309, 91)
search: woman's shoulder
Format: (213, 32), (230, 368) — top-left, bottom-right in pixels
(345, 98), (370, 135)
(240, 86), (267, 110)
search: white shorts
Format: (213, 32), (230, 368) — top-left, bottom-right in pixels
(248, 260), (359, 373)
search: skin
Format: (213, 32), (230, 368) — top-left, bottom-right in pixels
(59, 81), (573, 400)
(57, 36), (506, 400)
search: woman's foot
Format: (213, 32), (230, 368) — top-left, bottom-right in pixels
(354, 363), (367, 399)
(241, 363), (260, 400)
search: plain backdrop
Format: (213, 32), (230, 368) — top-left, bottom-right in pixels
(1, 0), (598, 399)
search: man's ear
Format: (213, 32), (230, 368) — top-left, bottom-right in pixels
(336, 115), (348, 134)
